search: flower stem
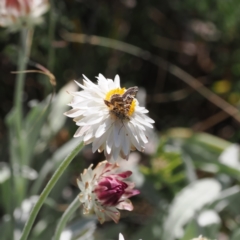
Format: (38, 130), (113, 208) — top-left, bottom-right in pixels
(14, 28), (33, 135)
(48, 0), (56, 73)
(8, 28), (33, 239)
(19, 141), (83, 240)
(53, 195), (81, 240)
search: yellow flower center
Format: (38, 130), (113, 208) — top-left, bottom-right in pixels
(105, 88), (125, 101)
(128, 99), (136, 116)
(104, 88), (136, 118)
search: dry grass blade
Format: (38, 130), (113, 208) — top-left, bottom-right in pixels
(11, 62), (57, 103)
(192, 111), (229, 131)
(11, 64), (57, 132)
(11, 63), (56, 87)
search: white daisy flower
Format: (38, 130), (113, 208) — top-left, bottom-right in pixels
(77, 161), (140, 224)
(0, 0), (49, 31)
(65, 74), (154, 161)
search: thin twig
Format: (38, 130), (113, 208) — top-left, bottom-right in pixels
(12, 66), (57, 135)
(153, 35), (197, 56)
(12, 68), (56, 87)
(192, 111), (229, 131)
(48, 0), (56, 73)
(165, 64), (240, 123)
(150, 88), (194, 103)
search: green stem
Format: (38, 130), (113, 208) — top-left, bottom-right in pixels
(13, 28), (33, 167)
(53, 195), (81, 240)
(8, 28), (34, 237)
(9, 161), (15, 240)
(47, 0), (56, 73)
(19, 141), (83, 240)
(14, 28), (33, 134)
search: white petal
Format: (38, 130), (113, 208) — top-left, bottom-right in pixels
(77, 115), (104, 126)
(137, 106), (149, 113)
(134, 115), (153, 128)
(82, 74), (92, 82)
(117, 199), (133, 211)
(138, 128), (148, 144)
(129, 122), (145, 147)
(98, 73), (107, 83)
(74, 80), (86, 90)
(108, 81), (115, 90)
(74, 127), (83, 138)
(106, 129), (114, 154)
(84, 137), (94, 145)
(112, 146), (121, 161)
(64, 108), (84, 118)
(114, 122), (125, 148)
(77, 179), (84, 191)
(92, 133), (107, 153)
(83, 130), (94, 142)
(114, 75), (120, 88)
(122, 130), (130, 156)
(125, 123), (142, 151)
(95, 118), (112, 138)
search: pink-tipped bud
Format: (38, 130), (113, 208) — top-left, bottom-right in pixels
(77, 161), (140, 224)
(0, 0), (49, 31)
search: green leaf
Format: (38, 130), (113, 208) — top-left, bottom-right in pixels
(0, 163), (11, 214)
(213, 185), (240, 215)
(0, 162), (10, 183)
(40, 81), (77, 142)
(231, 228), (240, 240)
(60, 218), (96, 240)
(24, 100), (50, 163)
(131, 213), (162, 240)
(0, 217), (13, 240)
(162, 179), (221, 240)
(143, 139), (185, 191)
(197, 210), (220, 238)
(180, 219), (199, 240)
(166, 128), (231, 151)
(219, 144), (240, 170)
(30, 138), (82, 195)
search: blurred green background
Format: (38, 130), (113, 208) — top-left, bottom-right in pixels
(1, 0), (240, 239)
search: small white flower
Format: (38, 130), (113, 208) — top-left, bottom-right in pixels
(191, 236), (211, 240)
(77, 161), (140, 224)
(0, 0), (49, 31)
(119, 233), (125, 240)
(119, 233), (142, 240)
(65, 74), (154, 161)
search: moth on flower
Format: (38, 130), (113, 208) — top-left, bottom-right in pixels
(0, 0), (49, 31)
(77, 161), (140, 224)
(65, 74), (155, 161)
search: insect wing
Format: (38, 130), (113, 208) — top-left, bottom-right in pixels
(110, 94), (125, 106)
(122, 86), (138, 100)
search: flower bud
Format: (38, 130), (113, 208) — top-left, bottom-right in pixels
(0, 0), (49, 31)
(77, 161), (140, 223)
